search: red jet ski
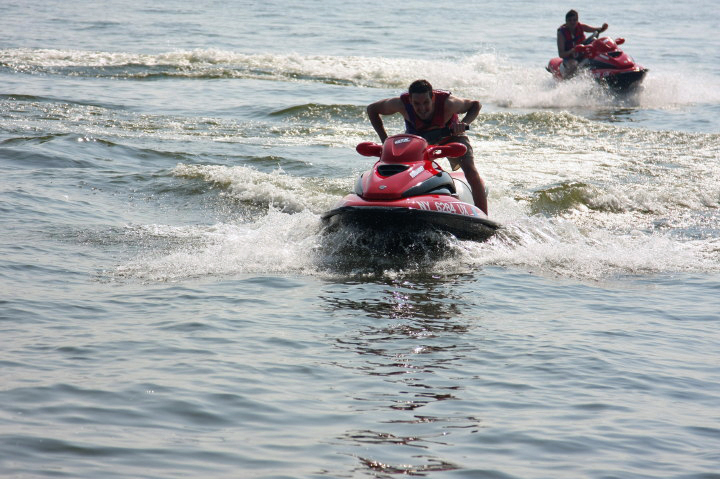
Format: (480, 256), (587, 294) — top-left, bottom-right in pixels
(547, 31), (647, 92)
(322, 134), (500, 241)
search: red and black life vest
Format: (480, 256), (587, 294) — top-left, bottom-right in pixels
(558, 24), (586, 52)
(400, 90), (458, 143)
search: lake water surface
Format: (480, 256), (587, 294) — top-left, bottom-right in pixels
(2, 0), (719, 477)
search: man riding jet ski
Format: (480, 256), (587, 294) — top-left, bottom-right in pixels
(366, 79), (488, 215)
(555, 9), (608, 78)
(321, 80), (499, 242)
(548, 9), (647, 91)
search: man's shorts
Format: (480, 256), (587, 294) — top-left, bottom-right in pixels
(562, 54), (585, 65)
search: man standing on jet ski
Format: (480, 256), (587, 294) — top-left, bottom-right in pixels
(557, 9), (608, 77)
(366, 79), (488, 214)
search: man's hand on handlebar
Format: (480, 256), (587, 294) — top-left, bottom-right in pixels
(449, 122), (470, 136)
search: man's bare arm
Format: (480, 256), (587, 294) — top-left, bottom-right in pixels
(581, 22), (608, 33)
(447, 97), (481, 134)
(367, 97), (404, 142)
(558, 30), (574, 58)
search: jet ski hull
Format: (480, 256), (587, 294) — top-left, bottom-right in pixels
(323, 203), (500, 241)
(322, 134), (500, 242)
(600, 68), (647, 91)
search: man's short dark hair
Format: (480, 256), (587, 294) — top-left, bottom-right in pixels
(408, 79), (433, 96)
(565, 9), (578, 21)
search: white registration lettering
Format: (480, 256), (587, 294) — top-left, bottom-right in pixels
(417, 201), (431, 210)
(435, 202), (456, 213)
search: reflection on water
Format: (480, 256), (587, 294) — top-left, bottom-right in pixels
(321, 277), (486, 475)
(322, 279), (467, 321)
(355, 455), (459, 475)
(588, 106), (642, 123)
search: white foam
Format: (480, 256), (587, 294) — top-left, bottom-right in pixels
(172, 163), (345, 214)
(110, 192), (720, 283)
(452, 213), (717, 281)
(113, 210), (324, 281)
(5, 47), (718, 111)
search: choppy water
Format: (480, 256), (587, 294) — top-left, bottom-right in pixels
(2, 0), (719, 478)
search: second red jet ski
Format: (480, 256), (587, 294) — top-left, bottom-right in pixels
(322, 133), (499, 241)
(547, 30), (647, 92)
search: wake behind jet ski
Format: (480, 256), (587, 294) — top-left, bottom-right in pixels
(547, 30), (647, 92)
(322, 134), (500, 241)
